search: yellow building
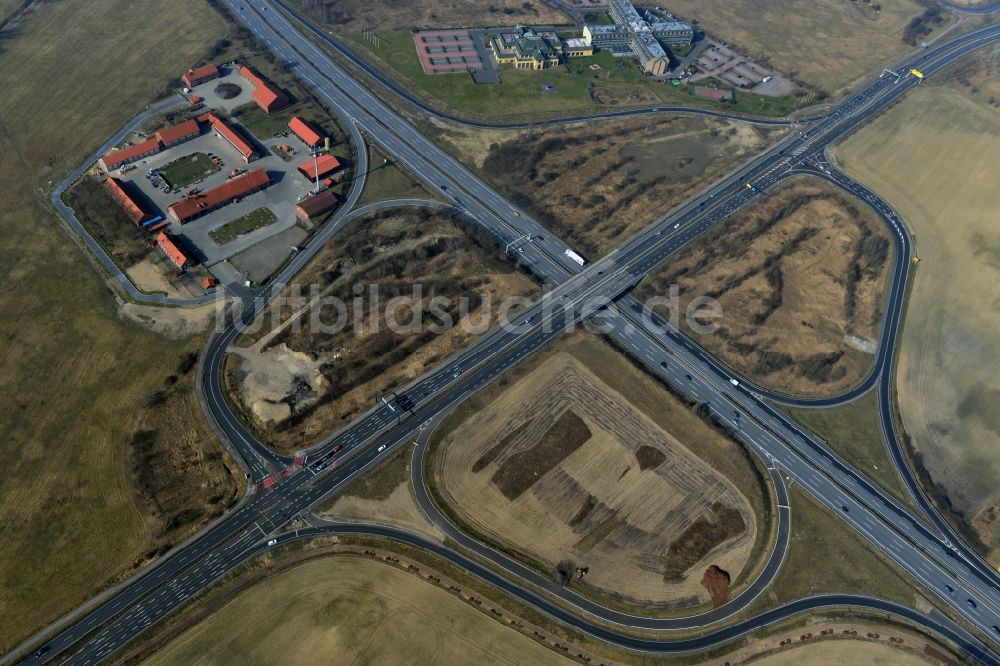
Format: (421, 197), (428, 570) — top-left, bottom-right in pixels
(490, 28), (562, 70)
(562, 37), (594, 58)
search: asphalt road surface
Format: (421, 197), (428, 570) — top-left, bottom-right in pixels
(10, 2), (1000, 663)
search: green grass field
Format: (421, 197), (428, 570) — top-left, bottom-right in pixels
(0, 0), (238, 652)
(340, 31), (802, 121)
(356, 142), (439, 206)
(752, 486), (925, 611)
(781, 393), (917, 511)
(159, 152), (219, 188)
(209, 207), (277, 244)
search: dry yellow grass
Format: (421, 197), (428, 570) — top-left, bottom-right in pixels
(294, 0), (568, 32)
(227, 210), (540, 451)
(482, 116), (780, 258)
(143, 557), (571, 665)
(835, 82), (1000, 560)
(638, 177), (892, 397)
(748, 639), (931, 666)
(660, 0), (940, 94)
(435, 344), (758, 607)
(0, 0), (236, 652)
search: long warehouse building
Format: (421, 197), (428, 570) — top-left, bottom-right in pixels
(104, 177), (162, 227)
(167, 169), (270, 223)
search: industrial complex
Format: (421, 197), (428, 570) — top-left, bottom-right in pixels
(485, 0), (694, 75)
(83, 61), (346, 290)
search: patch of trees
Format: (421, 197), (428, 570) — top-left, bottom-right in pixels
(63, 178), (149, 266)
(844, 226), (889, 326)
(798, 350), (847, 383)
(663, 502), (746, 582)
(902, 7), (944, 46)
(905, 435), (989, 557)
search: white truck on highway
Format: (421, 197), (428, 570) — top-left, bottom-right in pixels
(565, 249), (586, 266)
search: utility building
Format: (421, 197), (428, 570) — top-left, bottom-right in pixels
(104, 177), (161, 227)
(198, 112), (257, 162)
(182, 64), (220, 88)
(155, 119), (200, 148)
(155, 232), (191, 270)
(297, 154), (342, 181)
(296, 190), (339, 220)
(288, 117), (322, 148)
(99, 138), (161, 171)
(238, 65), (289, 113)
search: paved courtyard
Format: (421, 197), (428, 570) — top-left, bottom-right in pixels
(187, 67), (254, 114)
(114, 123), (323, 274)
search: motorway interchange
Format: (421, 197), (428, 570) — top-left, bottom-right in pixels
(11, 1), (1000, 664)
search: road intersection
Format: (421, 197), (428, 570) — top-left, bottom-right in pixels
(10, 2), (1000, 663)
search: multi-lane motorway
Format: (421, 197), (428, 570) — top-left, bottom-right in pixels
(9, 1), (1000, 663)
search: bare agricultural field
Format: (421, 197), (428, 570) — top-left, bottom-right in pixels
(143, 557), (570, 666)
(0, 0), (239, 652)
(637, 177), (892, 397)
(835, 83), (1000, 561)
(225, 208), (540, 452)
(433, 333), (766, 608)
(293, 0), (568, 32)
(661, 0), (943, 95)
(481, 116), (780, 258)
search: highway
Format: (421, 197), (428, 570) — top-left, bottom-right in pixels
(10, 1), (1000, 663)
(226, 0), (1000, 629)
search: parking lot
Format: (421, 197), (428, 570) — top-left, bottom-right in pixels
(114, 127), (320, 273)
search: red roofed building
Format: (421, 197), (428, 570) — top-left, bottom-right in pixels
(104, 177), (160, 226)
(167, 169), (270, 223)
(238, 65), (289, 113)
(296, 190), (339, 220)
(182, 64), (220, 88)
(297, 154), (342, 181)
(155, 119), (200, 148)
(288, 117), (321, 148)
(198, 112), (257, 162)
(156, 232), (191, 269)
(99, 138), (161, 171)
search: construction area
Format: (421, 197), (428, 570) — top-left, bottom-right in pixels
(430, 334), (763, 608)
(224, 208), (541, 452)
(66, 62), (349, 295)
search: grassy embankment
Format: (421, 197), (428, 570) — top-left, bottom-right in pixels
(355, 142), (440, 206)
(478, 116), (779, 258)
(781, 392), (917, 511)
(0, 0), (243, 653)
(142, 557), (570, 665)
